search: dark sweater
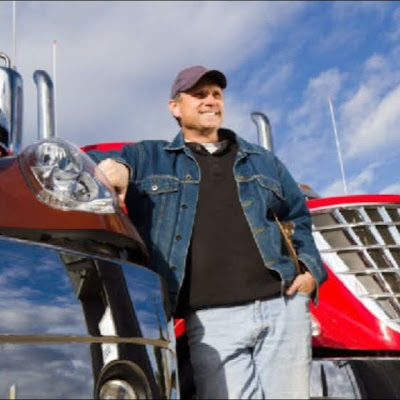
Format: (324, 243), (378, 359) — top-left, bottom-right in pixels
(176, 132), (281, 316)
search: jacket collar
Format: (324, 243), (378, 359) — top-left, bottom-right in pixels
(164, 128), (263, 155)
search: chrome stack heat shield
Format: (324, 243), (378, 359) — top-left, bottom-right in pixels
(0, 52), (23, 155)
(251, 111), (274, 152)
(33, 69), (56, 139)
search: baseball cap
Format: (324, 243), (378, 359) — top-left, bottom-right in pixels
(170, 65), (227, 99)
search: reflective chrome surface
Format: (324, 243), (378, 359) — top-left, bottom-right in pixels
(0, 236), (178, 399)
(312, 202), (400, 331)
(0, 53), (23, 154)
(33, 70), (55, 140)
(251, 111), (274, 152)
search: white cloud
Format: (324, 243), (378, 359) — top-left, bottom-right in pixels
(344, 84), (400, 157)
(336, 45), (400, 159)
(1, 1), (399, 197)
(380, 183), (400, 195)
(320, 161), (380, 197)
(0, 1), (307, 147)
(331, 1), (387, 21)
(388, 5), (400, 41)
(0, 344), (93, 399)
(290, 68), (344, 128)
(273, 69), (346, 185)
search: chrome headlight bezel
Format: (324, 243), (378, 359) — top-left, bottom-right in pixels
(98, 379), (138, 400)
(19, 137), (118, 214)
(95, 360), (152, 400)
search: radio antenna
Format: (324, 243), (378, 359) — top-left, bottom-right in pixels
(12, 1), (16, 68)
(328, 96), (348, 195)
(52, 39), (57, 136)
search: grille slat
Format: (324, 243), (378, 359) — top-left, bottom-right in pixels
(319, 244), (400, 253)
(359, 294), (400, 300)
(314, 221), (400, 232)
(338, 268), (400, 275)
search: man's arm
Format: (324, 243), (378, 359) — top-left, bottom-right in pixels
(273, 155), (327, 299)
(96, 158), (130, 207)
(87, 148), (134, 208)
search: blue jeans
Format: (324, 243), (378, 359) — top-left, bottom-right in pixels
(185, 293), (312, 399)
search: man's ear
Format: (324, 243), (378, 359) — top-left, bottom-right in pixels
(168, 99), (180, 119)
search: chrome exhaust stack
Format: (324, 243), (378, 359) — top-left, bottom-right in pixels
(33, 70), (56, 139)
(251, 111), (274, 152)
(0, 52), (23, 155)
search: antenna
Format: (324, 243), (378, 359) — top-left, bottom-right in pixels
(12, 1), (16, 68)
(328, 97), (348, 195)
(52, 39), (57, 136)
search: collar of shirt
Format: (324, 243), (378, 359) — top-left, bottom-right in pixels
(185, 130), (235, 155)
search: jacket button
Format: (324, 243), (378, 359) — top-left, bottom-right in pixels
(185, 174), (192, 181)
(170, 265), (177, 271)
(175, 234), (182, 241)
(181, 204), (188, 209)
(152, 184), (158, 191)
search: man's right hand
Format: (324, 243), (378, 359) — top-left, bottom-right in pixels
(96, 158), (130, 207)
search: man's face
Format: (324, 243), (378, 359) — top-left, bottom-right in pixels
(169, 79), (224, 134)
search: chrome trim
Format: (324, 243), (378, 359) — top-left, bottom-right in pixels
(313, 356), (400, 361)
(311, 202), (400, 330)
(0, 334), (170, 348)
(339, 268), (399, 275)
(319, 244), (400, 253)
(359, 294), (400, 300)
(314, 221), (400, 231)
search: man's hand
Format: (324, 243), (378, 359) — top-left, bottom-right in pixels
(96, 158), (130, 207)
(285, 271), (316, 297)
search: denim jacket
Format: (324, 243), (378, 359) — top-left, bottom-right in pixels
(88, 129), (327, 309)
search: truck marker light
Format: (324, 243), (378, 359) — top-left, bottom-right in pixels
(311, 314), (321, 337)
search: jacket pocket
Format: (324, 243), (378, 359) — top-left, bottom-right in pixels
(255, 175), (285, 202)
(134, 176), (180, 245)
(136, 175), (180, 195)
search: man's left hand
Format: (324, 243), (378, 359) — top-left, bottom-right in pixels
(285, 271), (316, 297)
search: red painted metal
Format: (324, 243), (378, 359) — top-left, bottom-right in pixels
(308, 194), (400, 209)
(81, 142), (134, 153)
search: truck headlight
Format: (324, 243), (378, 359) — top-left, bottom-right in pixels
(19, 137), (117, 213)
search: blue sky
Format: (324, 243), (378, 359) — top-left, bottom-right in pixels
(1, 1), (400, 197)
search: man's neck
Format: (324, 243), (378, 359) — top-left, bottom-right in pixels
(182, 128), (219, 143)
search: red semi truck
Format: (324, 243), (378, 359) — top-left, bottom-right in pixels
(2, 52), (400, 398)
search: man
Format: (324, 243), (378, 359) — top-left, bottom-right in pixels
(88, 65), (327, 399)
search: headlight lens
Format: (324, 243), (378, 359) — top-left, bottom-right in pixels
(99, 379), (138, 399)
(19, 137), (117, 213)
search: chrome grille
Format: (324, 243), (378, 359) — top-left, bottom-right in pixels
(311, 202), (400, 325)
